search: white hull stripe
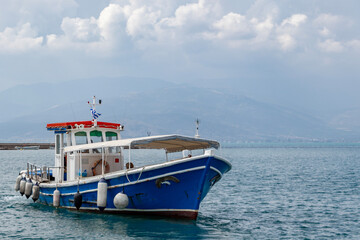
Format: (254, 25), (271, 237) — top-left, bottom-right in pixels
(40, 166), (206, 196)
(210, 166), (222, 178)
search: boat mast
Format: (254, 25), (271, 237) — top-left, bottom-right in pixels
(88, 96), (102, 127)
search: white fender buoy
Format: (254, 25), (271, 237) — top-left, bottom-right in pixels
(25, 178), (33, 199)
(32, 183), (40, 202)
(14, 175), (22, 191)
(113, 192), (129, 209)
(97, 178), (107, 211)
(53, 189), (60, 207)
(19, 177), (26, 196)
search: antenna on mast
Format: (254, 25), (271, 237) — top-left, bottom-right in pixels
(195, 118), (200, 138)
(88, 96), (102, 126)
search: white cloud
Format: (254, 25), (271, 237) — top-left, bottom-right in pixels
(154, 0), (222, 46)
(207, 12), (250, 40)
(0, 0), (360, 97)
(277, 34), (295, 50)
(161, 0), (211, 28)
(202, 11), (276, 49)
(45, 3), (129, 54)
(126, 7), (160, 39)
(313, 13), (353, 39)
(0, 0), (78, 34)
(97, 3), (128, 42)
(251, 17), (274, 43)
(275, 14), (307, 50)
(0, 1), (358, 56)
(319, 27), (331, 37)
(61, 17), (99, 42)
(202, 9), (306, 51)
(281, 14), (307, 27)
(318, 39), (344, 53)
(314, 14), (342, 27)
(0, 23), (43, 53)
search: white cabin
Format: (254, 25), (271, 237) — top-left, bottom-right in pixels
(47, 121), (125, 183)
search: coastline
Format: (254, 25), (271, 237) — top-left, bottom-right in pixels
(0, 143), (54, 150)
(1, 142), (360, 150)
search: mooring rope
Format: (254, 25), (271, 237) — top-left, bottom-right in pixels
(125, 166), (145, 183)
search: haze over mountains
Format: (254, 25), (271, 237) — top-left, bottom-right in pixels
(0, 77), (358, 143)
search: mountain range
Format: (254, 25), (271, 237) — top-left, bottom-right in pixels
(0, 77), (358, 142)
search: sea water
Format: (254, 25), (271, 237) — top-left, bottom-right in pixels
(1, 146), (360, 239)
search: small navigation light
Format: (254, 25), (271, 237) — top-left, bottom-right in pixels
(195, 118), (200, 138)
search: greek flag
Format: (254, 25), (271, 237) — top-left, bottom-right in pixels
(90, 108), (101, 119)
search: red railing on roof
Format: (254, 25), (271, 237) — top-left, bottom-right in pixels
(46, 121), (121, 130)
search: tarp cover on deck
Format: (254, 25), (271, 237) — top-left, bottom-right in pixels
(64, 135), (220, 153)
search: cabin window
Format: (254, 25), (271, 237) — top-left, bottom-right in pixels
(106, 131), (119, 153)
(90, 130), (103, 154)
(75, 131), (88, 145)
(55, 134), (60, 154)
(90, 130), (103, 143)
(65, 132), (71, 147)
(106, 131), (118, 141)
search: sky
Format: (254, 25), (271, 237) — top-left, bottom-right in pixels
(0, 0), (359, 115)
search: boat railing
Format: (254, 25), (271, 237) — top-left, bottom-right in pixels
(26, 162), (62, 182)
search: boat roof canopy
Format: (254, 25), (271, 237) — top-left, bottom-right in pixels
(64, 135), (220, 153)
(47, 121), (122, 131)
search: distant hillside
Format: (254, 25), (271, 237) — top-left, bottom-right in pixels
(329, 109), (360, 133)
(0, 77), (355, 142)
(0, 76), (176, 123)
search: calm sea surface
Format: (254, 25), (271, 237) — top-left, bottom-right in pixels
(1, 146), (360, 239)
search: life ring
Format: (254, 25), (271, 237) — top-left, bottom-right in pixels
(126, 162), (134, 169)
(74, 124), (84, 129)
(91, 159), (110, 176)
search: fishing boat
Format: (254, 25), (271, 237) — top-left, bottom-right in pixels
(14, 97), (232, 219)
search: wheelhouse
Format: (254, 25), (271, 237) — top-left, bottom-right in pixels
(46, 121), (124, 183)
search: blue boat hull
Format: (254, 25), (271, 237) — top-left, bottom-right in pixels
(38, 155), (231, 219)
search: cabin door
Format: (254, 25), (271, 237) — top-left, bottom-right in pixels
(55, 133), (64, 182)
